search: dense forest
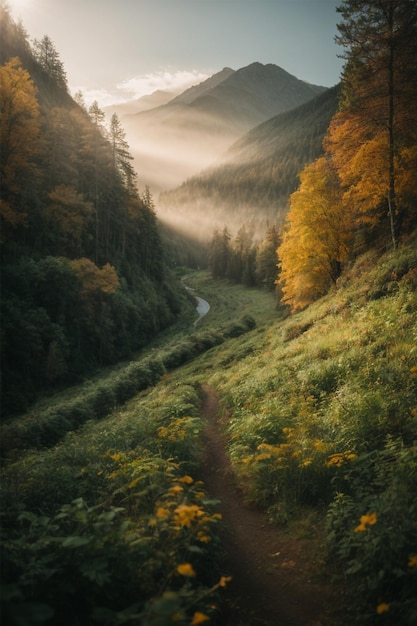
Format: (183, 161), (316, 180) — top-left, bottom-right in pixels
(0, 5), (188, 415)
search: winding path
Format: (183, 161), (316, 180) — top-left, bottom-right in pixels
(199, 385), (344, 626)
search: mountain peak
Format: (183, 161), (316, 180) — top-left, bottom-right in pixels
(170, 67), (235, 105)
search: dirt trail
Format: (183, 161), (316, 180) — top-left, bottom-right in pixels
(199, 385), (344, 626)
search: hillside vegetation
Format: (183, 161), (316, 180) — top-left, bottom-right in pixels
(0, 6), (187, 415)
(1, 238), (416, 625)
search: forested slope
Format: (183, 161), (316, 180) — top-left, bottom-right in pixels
(0, 7), (187, 415)
(159, 85), (340, 235)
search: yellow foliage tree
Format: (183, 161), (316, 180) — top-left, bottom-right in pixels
(277, 157), (352, 311)
(325, 111), (417, 233)
(0, 57), (40, 237)
(69, 258), (119, 312)
(45, 185), (94, 253)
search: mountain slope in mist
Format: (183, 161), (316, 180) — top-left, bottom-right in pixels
(123, 63), (327, 193)
(105, 90), (177, 117)
(159, 85), (340, 239)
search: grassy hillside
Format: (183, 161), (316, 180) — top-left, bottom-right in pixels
(2, 235), (416, 625)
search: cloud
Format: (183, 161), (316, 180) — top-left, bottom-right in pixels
(117, 69), (210, 99)
(71, 69), (211, 108)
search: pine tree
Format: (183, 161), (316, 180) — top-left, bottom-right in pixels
(32, 35), (67, 89)
(109, 113), (138, 195)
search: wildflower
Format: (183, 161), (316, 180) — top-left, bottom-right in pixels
(191, 612), (210, 625)
(156, 507), (170, 520)
(177, 563), (196, 577)
(219, 576), (232, 587)
(354, 512), (377, 532)
(178, 475), (194, 484)
(376, 603), (390, 614)
(173, 504), (203, 527)
(168, 485), (184, 496)
(327, 450), (357, 467)
(408, 554), (417, 568)
(197, 531), (211, 543)
(110, 453), (121, 461)
(299, 458), (313, 468)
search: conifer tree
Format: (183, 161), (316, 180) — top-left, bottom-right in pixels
(109, 112), (138, 195)
(32, 35), (67, 89)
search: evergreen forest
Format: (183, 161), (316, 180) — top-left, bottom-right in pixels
(1, 2), (417, 626)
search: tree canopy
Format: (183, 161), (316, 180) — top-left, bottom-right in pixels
(277, 0), (417, 311)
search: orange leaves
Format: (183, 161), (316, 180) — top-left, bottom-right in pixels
(0, 57), (40, 233)
(69, 258), (119, 312)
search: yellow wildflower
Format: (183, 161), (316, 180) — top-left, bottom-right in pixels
(110, 453), (121, 461)
(178, 475), (194, 484)
(376, 603), (390, 614)
(408, 554), (417, 568)
(299, 458), (313, 468)
(197, 531), (211, 543)
(168, 485), (184, 496)
(327, 450), (357, 467)
(173, 504), (203, 528)
(156, 507), (170, 520)
(354, 512), (377, 532)
(219, 576), (232, 587)
(191, 612), (210, 625)
(177, 563), (196, 577)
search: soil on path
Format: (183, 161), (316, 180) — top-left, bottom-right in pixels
(198, 385), (345, 626)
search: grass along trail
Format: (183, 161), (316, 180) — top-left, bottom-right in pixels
(198, 385), (345, 626)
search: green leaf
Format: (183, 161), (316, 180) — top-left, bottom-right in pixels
(61, 535), (92, 548)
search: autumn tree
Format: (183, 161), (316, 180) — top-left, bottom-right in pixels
(328, 0), (417, 248)
(277, 156), (352, 311)
(0, 57), (40, 239)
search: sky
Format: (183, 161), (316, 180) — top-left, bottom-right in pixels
(7, 0), (344, 106)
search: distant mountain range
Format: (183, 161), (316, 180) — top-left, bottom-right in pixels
(104, 90), (177, 117)
(159, 85), (341, 240)
(117, 63), (327, 193)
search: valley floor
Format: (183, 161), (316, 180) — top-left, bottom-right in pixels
(199, 385), (346, 626)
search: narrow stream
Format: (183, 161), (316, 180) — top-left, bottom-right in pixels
(182, 278), (211, 325)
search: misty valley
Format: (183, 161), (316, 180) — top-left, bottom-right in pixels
(1, 3), (417, 626)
